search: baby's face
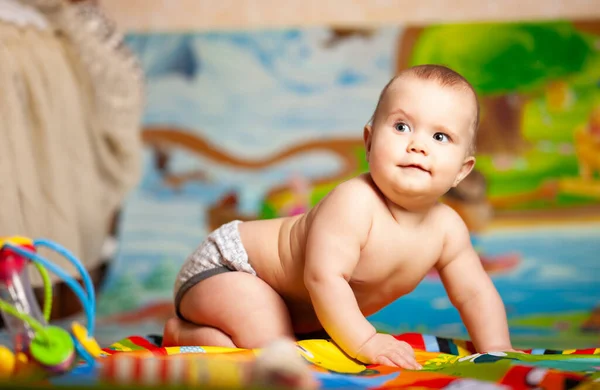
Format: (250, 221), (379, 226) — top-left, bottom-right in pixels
(365, 76), (476, 204)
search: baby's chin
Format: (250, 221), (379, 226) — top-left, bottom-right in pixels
(385, 186), (438, 206)
(371, 171), (444, 203)
(386, 181), (455, 205)
(392, 176), (432, 192)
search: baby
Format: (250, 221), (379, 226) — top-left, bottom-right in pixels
(163, 64), (515, 369)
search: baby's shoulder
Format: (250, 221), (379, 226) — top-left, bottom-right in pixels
(306, 175), (378, 235)
(431, 202), (469, 232)
(327, 174), (380, 201)
(309, 175), (380, 224)
(432, 201), (459, 217)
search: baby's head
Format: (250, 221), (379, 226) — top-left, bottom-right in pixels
(370, 65), (480, 154)
(364, 65), (480, 207)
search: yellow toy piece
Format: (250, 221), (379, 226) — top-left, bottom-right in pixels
(0, 236), (34, 248)
(295, 339), (451, 374)
(72, 322), (105, 358)
(297, 339), (365, 373)
(0, 345), (15, 378)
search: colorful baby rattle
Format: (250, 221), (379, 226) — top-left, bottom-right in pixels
(0, 236), (103, 379)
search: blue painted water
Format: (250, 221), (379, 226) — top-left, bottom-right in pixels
(369, 224), (600, 334)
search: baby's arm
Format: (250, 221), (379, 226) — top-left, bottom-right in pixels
(304, 181), (374, 354)
(304, 180), (420, 368)
(436, 207), (513, 353)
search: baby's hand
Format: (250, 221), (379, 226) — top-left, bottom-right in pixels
(505, 348), (526, 354)
(355, 333), (422, 370)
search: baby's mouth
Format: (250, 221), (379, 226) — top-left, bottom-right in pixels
(399, 164), (431, 174)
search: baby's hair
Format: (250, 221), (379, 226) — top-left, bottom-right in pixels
(369, 64), (480, 155)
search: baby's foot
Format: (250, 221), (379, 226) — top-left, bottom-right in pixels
(162, 317), (180, 347)
(251, 339), (318, 389)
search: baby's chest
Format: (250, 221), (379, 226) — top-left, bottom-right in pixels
(353, 233), (443, 289)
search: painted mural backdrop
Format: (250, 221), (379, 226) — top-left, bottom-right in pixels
(93, 20), (600, 349)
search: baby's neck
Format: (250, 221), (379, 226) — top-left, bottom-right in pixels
(384, 197), (437, 226)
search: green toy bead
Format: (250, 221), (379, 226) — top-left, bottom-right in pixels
(30, 326), (75, 370)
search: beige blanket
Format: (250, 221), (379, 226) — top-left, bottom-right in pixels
(0, 0), (143, 286)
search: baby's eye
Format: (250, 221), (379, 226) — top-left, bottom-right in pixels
(394, 122), (411, 133)
(433, 132), (450, 143)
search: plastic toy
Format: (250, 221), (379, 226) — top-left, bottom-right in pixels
(0, 236), (103, 380)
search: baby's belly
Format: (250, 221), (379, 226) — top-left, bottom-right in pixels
(284, 297), (322, 334)
(351, 278), (421, 317)
(284, 283), (402, 335)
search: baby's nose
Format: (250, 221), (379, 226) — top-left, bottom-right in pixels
(408, 138), (427, 154)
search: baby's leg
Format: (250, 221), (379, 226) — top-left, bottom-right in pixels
(163, 271), (294, 348)
(163, 319), (236, 347)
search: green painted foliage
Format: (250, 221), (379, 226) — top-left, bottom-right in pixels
(410, 22), (594, 95)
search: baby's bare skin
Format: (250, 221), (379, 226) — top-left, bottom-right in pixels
(239, 174), (446, 335)
(163, 66), (514, 369)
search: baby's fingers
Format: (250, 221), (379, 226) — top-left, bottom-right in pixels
(374, 355), (395, 367)
(377, 352), (421, 370)
(400, 356), (422, 370)
(392, 351), (422, 370)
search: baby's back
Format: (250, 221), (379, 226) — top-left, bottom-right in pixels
(238, 213), (308, 296)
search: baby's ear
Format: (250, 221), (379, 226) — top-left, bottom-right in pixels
(453, 156), (476, 187)
(363, 125), (373, 161)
